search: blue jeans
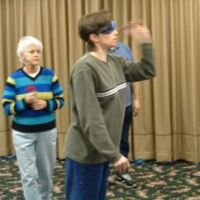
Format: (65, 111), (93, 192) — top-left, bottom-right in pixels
(120, 105), (133, 157)
(65, 158), (109, 200)
(12, 128), (57, 200)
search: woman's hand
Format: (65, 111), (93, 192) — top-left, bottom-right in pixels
(24, 92), (38, 104)
(32, 100), (47, 110)
(133, 99), (141, 117)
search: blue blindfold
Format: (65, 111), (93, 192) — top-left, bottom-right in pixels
(99, 21), (117, 34)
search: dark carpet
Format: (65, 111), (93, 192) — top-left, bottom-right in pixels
(0, 156), (200, 200)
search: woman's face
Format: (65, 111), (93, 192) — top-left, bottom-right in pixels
(21, 45), (42, 66)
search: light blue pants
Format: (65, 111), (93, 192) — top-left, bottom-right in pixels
(12, 128), (57, 200)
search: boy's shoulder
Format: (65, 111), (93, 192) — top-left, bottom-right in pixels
(73, 54), (97, 70)
(71, 54), (92, 75)
(75, 53), (98, 64)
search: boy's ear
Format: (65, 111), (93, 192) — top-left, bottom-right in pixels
(89, 33), (98, 43)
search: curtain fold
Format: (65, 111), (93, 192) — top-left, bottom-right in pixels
(0, 0), (200, 162)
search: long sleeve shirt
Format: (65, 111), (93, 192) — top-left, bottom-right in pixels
(65, 43), (155, 164)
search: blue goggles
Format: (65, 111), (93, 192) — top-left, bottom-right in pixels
(99, 21), (117, 34)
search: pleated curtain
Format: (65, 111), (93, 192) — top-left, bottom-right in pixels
(0, 0), (200, 162)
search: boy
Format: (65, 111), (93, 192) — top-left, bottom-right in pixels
(65, 10), (155, 200)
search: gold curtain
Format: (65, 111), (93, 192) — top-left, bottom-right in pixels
(0, 0), (200, 162)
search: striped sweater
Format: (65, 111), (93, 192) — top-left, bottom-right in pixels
(2, 66), (64, 133)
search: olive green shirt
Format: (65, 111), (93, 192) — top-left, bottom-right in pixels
(65, 43), (155, 164)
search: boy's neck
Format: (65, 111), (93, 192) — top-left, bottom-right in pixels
(90, 48), (107, 62)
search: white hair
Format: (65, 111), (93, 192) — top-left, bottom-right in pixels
(17, 36), (43, 58)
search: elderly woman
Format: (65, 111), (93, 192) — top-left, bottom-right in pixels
(2, 36), (64, 200)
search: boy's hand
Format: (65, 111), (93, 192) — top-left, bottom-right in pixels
(121, 20), (152, 43)
(114, 156), (130, 174)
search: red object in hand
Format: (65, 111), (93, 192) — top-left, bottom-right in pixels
(27, 85), (36, 92)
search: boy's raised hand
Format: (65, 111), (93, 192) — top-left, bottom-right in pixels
(120, 20), (152, 44)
